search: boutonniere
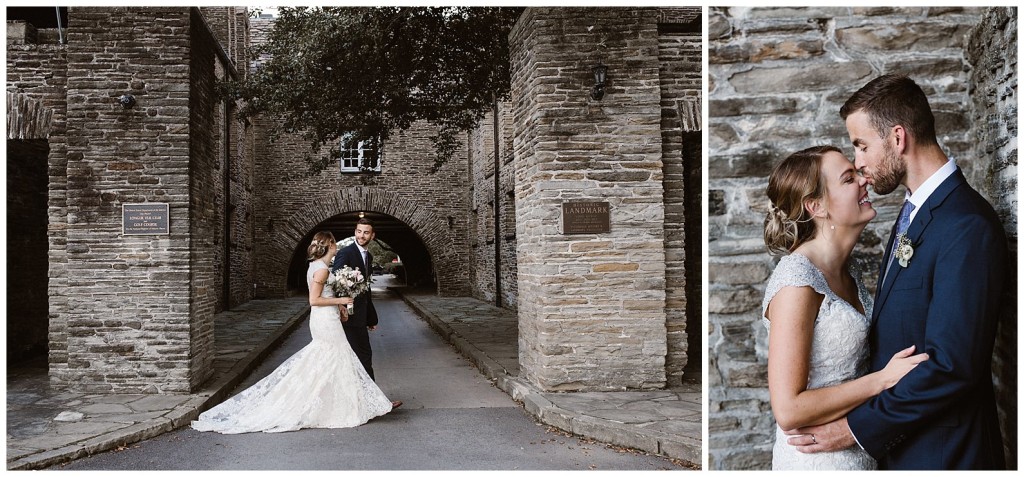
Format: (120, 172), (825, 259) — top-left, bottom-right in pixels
(895, 233), (914, 267)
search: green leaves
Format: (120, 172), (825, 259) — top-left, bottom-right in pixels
(231, 6), (522, 174)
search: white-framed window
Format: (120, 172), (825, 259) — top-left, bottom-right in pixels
(339, 134), (382, 173)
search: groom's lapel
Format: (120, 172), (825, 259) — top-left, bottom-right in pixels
(872, 169), (965, 324)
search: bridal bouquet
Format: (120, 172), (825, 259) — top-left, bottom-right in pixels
(327, 265), (371, 315)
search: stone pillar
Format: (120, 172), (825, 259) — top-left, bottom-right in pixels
(510, 7), (667, 391)
(60, 7), (209, 393)
(966, 7), (1018, 469)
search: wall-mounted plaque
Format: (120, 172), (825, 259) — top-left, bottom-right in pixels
(123, 203), (169, 235)
(562, 201), (610, 234)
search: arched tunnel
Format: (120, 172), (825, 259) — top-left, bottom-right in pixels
(286, 211), (436, 294)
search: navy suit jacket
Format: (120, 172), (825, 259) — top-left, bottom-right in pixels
(847, 169), (1006, 469)
(331, 243), (377, 328)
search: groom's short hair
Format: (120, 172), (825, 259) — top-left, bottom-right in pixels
(840, 74), (938, 146)
(356, 218), (374, 230)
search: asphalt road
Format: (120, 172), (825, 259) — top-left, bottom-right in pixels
(56, 288), (682, 471)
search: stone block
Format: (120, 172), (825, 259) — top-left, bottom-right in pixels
(7, 21), (38, 45)
(710, 96), (805, 117)
(708, 149), (777, 179)
(712, 38), (824, 64)
(729, 62), (875, 94)
(592, 262), (640, 273)
(723, 361), (769, 388)
(709, 260), (771, 285)
(708, 285), (761, 314)
(837, 23), (975, 52)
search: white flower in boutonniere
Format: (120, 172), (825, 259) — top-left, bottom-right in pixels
(896, 233), (915, 267)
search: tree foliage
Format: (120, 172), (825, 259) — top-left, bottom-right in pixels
(228, 6), (523, 174)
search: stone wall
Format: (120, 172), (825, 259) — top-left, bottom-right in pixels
(657, 7), (702, 384)
(198, 7), (249, 69)
(54, 7), (199, 392)
(707, 7), (1015, 469)
(510, 7), (669, 391)
(187, 8), (227, 391)
(965, 7), (1018, 469)
(467, 103), (518, 309)
(196, 7), (257, 310)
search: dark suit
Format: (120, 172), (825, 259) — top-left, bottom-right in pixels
(331, 242), (378, 380)
(847, 168), (1007, 469)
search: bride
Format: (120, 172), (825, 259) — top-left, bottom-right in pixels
(192, 231), (396, 433)
(761, 146), (928, 469)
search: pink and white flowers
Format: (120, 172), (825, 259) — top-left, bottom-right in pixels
(327, 265), (371, 314)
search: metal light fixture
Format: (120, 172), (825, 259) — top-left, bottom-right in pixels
(118, 94), (136, 109)
(591, 63), (608, 100)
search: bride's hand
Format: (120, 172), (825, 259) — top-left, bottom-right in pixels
(338, 297), (353, 305)
(878, 345), (929, 390)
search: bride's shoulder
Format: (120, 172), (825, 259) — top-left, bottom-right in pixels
(770, 253), (816, 279)
(764, 253), (828, 301)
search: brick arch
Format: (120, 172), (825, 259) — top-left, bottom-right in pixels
(266, 186), (463, 296)
(7, 92), (53, 140)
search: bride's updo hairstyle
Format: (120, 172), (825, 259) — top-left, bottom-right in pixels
(764, 145), (841, 255)
(306, 231), (336, 261)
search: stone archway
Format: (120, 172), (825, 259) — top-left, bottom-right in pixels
(264, 186), (468, 297)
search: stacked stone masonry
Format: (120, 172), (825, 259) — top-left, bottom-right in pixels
(511, 7), (698, 392)
(59, 7), (198, 393)
(467, 103), (519, 310)
(965, 7), (1018, 469)
(657, 7), (702, 384)
(708, 7), (1017, 469)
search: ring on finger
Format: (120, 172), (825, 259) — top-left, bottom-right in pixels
(811, 434), (817, 445)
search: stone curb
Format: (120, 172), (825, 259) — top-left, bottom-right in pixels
(392, 289), (700, 465)
(7, 306), (311, 470)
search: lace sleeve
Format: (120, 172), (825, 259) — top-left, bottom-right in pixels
(761, 254), (832, 319)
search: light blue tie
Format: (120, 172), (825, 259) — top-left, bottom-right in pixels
(884, 200), (916, 285)
(895, 200), (915, 235)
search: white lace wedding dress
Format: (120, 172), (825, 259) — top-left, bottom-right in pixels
(762, 253), (877, 470)
(191, 260), (393, 434)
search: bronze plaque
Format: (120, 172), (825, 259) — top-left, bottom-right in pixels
(123, 203), (170, 235)
(562, 201), (610, 234)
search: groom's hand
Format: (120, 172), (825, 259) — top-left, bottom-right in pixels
(785, 417), (856, 453)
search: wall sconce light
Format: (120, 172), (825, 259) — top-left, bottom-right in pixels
(591, 63), (607, 100)
(358, 211), (365, 218)
(118, 94), (136, 109)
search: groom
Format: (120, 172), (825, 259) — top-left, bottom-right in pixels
(332, 218), (401, 408)
(787, 75), (1007, 469)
